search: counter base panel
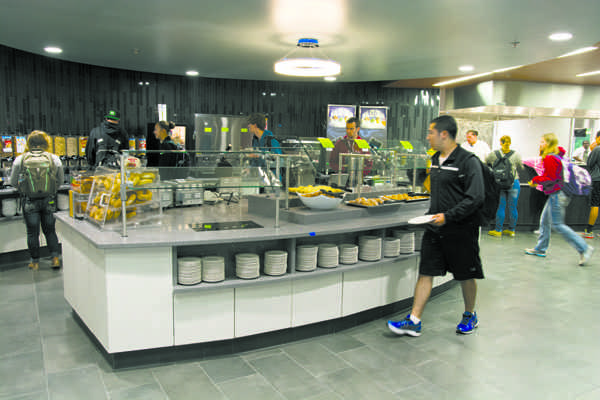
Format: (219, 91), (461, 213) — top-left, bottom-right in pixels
(76, 278), (456, 370)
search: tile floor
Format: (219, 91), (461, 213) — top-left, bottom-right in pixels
(1, 231), (600, 400)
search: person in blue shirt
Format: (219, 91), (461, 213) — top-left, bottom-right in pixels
(247, 113), (282, 156)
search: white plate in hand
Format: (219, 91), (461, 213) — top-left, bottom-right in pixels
(408, 215), (435, 225)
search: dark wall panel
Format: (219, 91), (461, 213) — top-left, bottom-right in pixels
(0, 45), (438, 146)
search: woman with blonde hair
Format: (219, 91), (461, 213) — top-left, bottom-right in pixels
(525, 133), (593, 265)
(9, 131), (64, 270)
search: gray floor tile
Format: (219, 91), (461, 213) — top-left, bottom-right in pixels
(199, 355), (255, 383)
(249, 353), (329, 400)
(281, 341), (347, 377)
(108, 382), (166, 400)
(47, 366), (107, 400)
(302, 390), (343, 400)
(42, 332), (101, 374)
(239, 347), (283, 361)
(39, 315), (81, 338)
(0, 281), (35, 305)
(338, 346), (425, 391)
(0, 392), (48, 400)
(217, 374), (285, 400)
(318, 367), (397, 400)
(0, 299), (38, 325)
(153, 363), (226, 400)
(100, 365), (160, 393)
(0, 322), (42, 359)
(313, 333), (365, 354)
(0, 351), (45, 399)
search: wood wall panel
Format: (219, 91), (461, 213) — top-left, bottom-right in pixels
(0, 45), (438, 147)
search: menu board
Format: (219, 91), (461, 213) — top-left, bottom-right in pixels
(327, 104), (356, 142)
(358, 106), (388, 146)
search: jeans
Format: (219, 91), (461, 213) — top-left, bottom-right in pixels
(22, 196), (60, 262)
(534, 191), (587, 253)
(495, 179), (520, 231)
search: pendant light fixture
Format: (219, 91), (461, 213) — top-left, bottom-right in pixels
(274, 38), (341, 77)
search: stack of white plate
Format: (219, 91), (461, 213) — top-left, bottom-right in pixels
(394, 230), (416, 254)
(202, 256), (225, 282)
(383, 237), (401, 257)
(1, 198), (17, 217)
(318, 243), (339, 268)
(339, 244), (359, 264)
(296, 245), (318, 271)
(264, 250), (288, 276)
(178, 257), (202, 285)
(359, 236), (382, 261)
(235, 253), (260, 279)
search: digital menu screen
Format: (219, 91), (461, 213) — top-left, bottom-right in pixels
(15, 136), (26, 155)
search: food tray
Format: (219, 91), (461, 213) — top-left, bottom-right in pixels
(345, 201), (403, 209)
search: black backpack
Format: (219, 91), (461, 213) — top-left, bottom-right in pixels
(491, 150), (515, 190)
(457, 152), (501, 226)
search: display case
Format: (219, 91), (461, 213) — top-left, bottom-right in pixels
(84, 166), (161, 229)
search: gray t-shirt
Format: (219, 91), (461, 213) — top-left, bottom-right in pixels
(485, 150), (523, 181)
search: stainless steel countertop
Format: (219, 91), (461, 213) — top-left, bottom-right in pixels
(55, 200), (430, 249)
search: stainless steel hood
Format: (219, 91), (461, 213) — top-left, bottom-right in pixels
(441, 81), (600, 121)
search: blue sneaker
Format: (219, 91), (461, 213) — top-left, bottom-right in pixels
(456, 312), (478, 334)
(387, 315), (422, 337)
(525, 248), (546, 257)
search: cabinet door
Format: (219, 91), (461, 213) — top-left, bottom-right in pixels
(174, 289), (234, 345)
(292, 274), (342, 327)
(380, 257), (418, 304)
(235, 281), (292, 337)
(342, 266), (384, 316)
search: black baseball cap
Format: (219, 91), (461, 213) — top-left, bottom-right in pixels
(105, 109), (120, 121)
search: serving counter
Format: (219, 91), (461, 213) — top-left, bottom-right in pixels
(55, 196), (452, 367)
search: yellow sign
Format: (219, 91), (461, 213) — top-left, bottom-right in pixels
(400, 141), (413, 150)
(241, 128), (248, 132)
(204, 127), (212, 132)
(221, 127), (229, 132)
(317, 138), (334, 148)
(354, 139), (369, 149)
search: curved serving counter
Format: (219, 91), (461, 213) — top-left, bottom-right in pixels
(55, 196), (452, 367)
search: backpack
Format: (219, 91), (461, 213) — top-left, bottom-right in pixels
(491, 150), (515, 190)
(18, 151), (58, 198)
(558, 156), (591, 196)
(96, 134), (121, 169)
(457, 152), (501, 226)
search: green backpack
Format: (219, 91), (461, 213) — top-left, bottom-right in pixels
(18, 151), (58, 198)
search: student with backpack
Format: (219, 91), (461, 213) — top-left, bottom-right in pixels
(86, 109), (129, 169)
(485, 135), (523, 237)
(524, 133), (593, 266)
(9, 131), (64, 270)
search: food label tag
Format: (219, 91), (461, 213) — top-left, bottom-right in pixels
(318, 138), (334, 148)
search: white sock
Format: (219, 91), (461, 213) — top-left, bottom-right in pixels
(409, 314), (420, 324)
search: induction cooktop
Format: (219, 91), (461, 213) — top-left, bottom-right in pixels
(189, 220), (263, 231)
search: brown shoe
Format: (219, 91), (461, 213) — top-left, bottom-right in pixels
(51, 257), (61, 270)
(28, 262), (39, 271)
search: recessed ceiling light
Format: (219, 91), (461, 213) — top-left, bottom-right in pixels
(324, 76), (336, 81)
(44, 46), (62, 54)
(549, 32), (573, 42)
(186, 70), (199, 76)
(458, 65), (474, 72)
(576, 70), (600, 77)
(558, 46), (598, 58)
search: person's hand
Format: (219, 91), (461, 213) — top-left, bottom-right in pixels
(430, 213), (445, 226)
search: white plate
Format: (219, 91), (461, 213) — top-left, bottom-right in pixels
(408, 215), (435, 225)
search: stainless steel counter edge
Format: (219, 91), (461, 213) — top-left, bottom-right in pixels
(55, 200), (430, 249)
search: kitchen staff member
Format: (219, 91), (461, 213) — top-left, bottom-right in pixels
(329, 117), (371, 173)
(154, 120), (179, 167)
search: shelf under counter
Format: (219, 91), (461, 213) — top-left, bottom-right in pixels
(173, 252), (419, 292)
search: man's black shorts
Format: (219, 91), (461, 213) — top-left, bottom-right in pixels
(419, 224), (484, 281)
(591, 181), (600, 207)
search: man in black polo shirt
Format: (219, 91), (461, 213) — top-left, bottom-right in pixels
(388, 115), (485, 336)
